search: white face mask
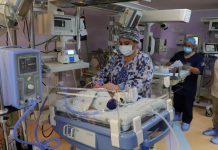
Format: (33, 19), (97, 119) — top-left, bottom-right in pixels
(119, 45), (133, 56)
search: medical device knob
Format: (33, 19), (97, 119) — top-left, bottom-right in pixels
(28, 84), (35, 90)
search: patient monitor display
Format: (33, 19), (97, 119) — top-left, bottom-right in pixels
(0, 48), (42, 109)
(204, 43), (218, 53)
(209, 19), (218, 31)
(19, 57), (37, 74)
(206, 44), (215, 52)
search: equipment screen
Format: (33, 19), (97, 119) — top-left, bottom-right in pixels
(206, 44), (215, 52)
(212, 22), (218, 29)
(54, 19), (65, 27)
(19, 57), (37, 74)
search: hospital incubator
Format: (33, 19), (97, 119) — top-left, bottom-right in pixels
(51, 88), (174, 150)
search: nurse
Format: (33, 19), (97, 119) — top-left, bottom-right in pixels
(169, 37), (204, 131)
(95, 27), (153, 98)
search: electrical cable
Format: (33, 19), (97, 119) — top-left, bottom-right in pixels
(13, 98), (61, 150)
(13, 100), (42, 148)
(6, 32), (8, 46)
(34, 88), (61, 149)
(42, 82), (47, 87)
(14, 15), (30, 46)
(84, 81), (93, 88)
(0, 24), (6, 28)
(41, 50), (56, 54)
(35, 36), (58, 47)
(41, 125), (54, 138)
(25, 18), (30, 44)
(39, 80), (55, 138)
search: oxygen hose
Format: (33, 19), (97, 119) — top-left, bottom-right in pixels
(13, 99), (61, 150)
(13, 100), (40, 148)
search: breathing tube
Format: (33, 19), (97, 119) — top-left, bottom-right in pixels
(13, 98), (61, 150)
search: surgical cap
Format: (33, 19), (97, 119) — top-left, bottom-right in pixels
(119, 27), (140, 43)
(185, 37), (196, 46)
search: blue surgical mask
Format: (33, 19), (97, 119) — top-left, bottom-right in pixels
(183, 47), (192, 53)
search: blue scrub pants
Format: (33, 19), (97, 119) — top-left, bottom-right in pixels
(173, 92), (195, 124)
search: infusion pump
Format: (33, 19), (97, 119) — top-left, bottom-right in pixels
(0, 48), (42, 109)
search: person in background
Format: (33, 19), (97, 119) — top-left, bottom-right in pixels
(94, 27), (153, 98)
(169, 37), (204, 131)
(202, 59), (218, 144)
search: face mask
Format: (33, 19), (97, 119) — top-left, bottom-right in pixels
(183, 47), (192, 53)
(119, 45), (133, 56)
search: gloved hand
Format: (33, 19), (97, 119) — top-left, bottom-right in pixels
(182, 64), (192, 71)
(170, 60), (183, 68)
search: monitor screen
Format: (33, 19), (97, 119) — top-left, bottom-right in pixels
(19, 57), (37, 74)
(212, 22), (218, 29)
(193, 37), (199, 46)
(186, 36), (199, 46)
(54, 19), (65, 27)
(205, 44), (215, 52)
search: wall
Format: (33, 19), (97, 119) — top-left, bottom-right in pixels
(151, 9), (218, 64)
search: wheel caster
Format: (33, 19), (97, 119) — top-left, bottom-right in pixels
(205, 107), (213, 117)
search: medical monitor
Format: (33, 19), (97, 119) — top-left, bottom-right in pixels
(209, 19), (218, 31)
(186, 35), (199, 46)
(203, 43), (218, 53)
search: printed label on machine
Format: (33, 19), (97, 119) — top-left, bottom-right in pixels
(63, 125), (96, 148)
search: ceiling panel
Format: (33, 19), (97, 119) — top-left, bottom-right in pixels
(49, 0), (137, 7)
(141, 0), (218, 10)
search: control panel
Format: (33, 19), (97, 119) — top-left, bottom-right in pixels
(0, 48), (42, 109)
(52, 15), (77, 36)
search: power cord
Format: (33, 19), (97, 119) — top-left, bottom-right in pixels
(41, 124), (54, 138)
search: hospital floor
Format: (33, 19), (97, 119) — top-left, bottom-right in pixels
(27, 107), (218, 150)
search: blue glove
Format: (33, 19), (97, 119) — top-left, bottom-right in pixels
(118, 82), (126, 90)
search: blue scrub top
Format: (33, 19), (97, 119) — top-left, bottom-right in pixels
(170, 51), (204, 97)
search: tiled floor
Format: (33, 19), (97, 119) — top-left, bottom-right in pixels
(27, 107), (218, 150)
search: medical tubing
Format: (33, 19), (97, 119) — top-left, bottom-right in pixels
(35, 36), (57, 47)
(34, 89), (61, 149)
(152, 110), (181, 150)
(13, 100), (41, 148)
(84, 81), (93, 88)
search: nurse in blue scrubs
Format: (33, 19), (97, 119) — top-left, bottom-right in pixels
(169, 37), (204, 131)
